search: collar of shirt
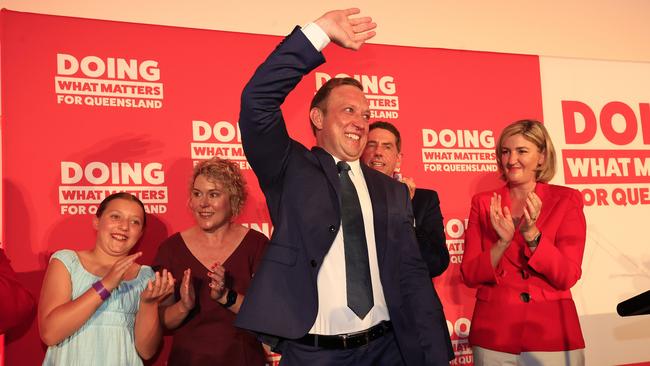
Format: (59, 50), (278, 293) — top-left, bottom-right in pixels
(332, 157), (363, 178)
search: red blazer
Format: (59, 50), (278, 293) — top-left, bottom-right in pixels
(0, 249), (35, 333)
(461, 182), (586, 353)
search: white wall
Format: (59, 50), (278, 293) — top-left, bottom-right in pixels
(0, 0), (649, 62)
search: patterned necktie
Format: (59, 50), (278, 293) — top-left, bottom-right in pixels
(337, 161), (374, 319)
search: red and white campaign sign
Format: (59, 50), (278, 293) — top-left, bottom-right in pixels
(540, 56), (650, 366)
(1, 9), (648, 366)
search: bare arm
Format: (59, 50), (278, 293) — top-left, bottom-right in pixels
(38, 252), (142, 346)
(215, 289), (244, 314)
(205, 263), (243, 314)
(135, 270), (175, 360)
(159, 268), (195, 329)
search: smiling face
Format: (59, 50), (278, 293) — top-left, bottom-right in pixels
(362, 127), (401, 176)
(500, 133), (545, 186)
(189, 174), (233, 233)
(93, 198), (145, 256)
(311, 85), (371, 161)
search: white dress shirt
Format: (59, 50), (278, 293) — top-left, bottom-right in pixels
(308, 158), (390, 335)
(302, 23), (390, 335)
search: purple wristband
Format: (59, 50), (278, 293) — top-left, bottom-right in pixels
(92, 281), (111, 301)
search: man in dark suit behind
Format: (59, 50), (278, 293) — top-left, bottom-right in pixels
(362, 121), (451, 278)
(235, 8), (452, 366)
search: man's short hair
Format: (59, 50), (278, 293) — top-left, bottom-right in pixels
(369, 121), (402, 152)
(309, 77), (363, 135)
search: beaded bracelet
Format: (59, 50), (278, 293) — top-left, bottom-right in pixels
(92, 281), (111, 301)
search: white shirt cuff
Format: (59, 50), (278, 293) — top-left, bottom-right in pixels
(301, 22), (330, 52)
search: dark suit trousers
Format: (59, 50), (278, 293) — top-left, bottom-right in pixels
(279, 332), (405, 366)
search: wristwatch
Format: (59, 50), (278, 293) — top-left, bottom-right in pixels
(526, 232), (542, 247)
(222, 289), (237, 308)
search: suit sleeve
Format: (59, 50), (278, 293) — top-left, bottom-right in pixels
(414, 190), (450, 277)
(527, 189), (586, 290)
(461, 194), (499, 288)
(239, 27), (325, 189)
(0, 249), (35, 333)
(399, 186), (450, 365)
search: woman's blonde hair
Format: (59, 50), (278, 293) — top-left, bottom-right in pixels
(495, 119), (556, 183)
(191, 157), (247, 216)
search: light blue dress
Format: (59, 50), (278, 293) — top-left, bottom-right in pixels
(42, 249), (154, 366)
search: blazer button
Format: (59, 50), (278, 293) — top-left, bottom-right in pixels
(328, 225), (336, 233)
(310, 259), (317, 268)
(520, 292), (531, 303)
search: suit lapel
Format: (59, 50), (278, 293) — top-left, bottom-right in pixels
(307, 147), (342, 262)
(311, 148), (388, 266)
(361, 164), (388, 267)
(533, 182), (551, 227)
(312, 146), (341, 200)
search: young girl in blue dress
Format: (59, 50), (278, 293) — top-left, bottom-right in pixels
(39, 192), (174, 365)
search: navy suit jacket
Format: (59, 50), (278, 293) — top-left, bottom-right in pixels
(235, 27), (451, 365)
(412, 188), (450, 278)
(412, 188), (454, 360)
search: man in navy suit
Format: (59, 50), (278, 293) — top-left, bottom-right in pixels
(235, 9), (452, 365)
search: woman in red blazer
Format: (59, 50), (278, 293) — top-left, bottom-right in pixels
(461, 120), (586, 365)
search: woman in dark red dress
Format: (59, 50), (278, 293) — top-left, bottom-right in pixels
(154, 157), (268, 365)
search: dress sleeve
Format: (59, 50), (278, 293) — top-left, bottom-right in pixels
(152, 237), (173, 271)
(250, 231), (269, 276)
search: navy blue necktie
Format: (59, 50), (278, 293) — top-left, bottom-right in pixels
(337, 161), (374, 319)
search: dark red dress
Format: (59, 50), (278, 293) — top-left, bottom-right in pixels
(154, 230), (268, 365)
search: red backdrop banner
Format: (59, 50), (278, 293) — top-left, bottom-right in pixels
(1, 10), (543, 365)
